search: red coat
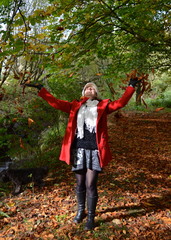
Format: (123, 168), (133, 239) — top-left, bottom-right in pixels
(38, 86), (135, 168)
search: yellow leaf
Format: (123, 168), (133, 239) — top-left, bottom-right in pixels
(36, 33), (46, 39)
(142, 202), (154, 206)
(7, 202), (15, 207)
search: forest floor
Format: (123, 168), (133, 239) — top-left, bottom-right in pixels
(0, 111), (171, 240)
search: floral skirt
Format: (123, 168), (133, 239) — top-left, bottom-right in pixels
(71, 148), (102, 172)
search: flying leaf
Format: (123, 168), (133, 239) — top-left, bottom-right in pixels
(69, 73), (74, 77)
(25, 80), (31, 84)
(19, 138), (25, 149)
(28, 118), (35, 127)
(0, 93), (4, 101)
(17, 107), (23, 114)
(12, 118), (17, 122)
(155, 107), (165, 112)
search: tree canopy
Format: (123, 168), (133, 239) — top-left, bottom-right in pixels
(0, 0), (170, 87)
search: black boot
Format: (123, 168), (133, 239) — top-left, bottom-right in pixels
(73, 191), (86, 223)
(85, 196), (98, 230)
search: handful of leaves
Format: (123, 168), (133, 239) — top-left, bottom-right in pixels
(126, 69), (151, 92)
(121, 69), (151, 107)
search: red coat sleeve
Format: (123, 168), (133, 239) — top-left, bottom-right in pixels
(38, 88), (72, 113)
(107, 86), (135, 114)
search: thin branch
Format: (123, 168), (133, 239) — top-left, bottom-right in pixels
(4, 0), (23, 42)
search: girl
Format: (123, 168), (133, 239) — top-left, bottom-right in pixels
(25, 78), (139, 230)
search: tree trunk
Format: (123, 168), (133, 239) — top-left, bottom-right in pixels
(136, 82), (141, 105)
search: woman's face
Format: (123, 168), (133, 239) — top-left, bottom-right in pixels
(84, 86), (97, 99)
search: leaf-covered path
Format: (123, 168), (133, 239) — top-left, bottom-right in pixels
(0, 112), (171, 239)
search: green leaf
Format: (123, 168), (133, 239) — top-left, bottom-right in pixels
(0, 211), (10, 218)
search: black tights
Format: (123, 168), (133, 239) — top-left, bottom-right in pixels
(75, 169), (99, 197)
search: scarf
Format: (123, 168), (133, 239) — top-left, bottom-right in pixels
(77, 99), (99, 139)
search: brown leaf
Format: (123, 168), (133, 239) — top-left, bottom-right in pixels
(19, 138), (25, 149)
(161, 217), (171, 224)
(155, 107), (165, 112)
(57, 27), (64, 31)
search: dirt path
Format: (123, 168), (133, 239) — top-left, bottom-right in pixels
(98, 111), (171, 239)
